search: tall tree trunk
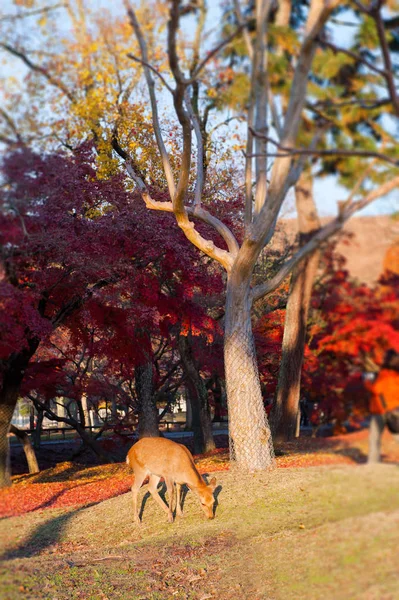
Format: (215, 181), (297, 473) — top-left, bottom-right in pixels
(271, 171), (321, 441)
(178, 334), (215, 454)
(0, 401), (14, 488)
(29, 404), (35, 430)
(9, 424), (40, 474)
(33, 405), (45, 449)
(135, 361), (159, 438)
(81, 393), (91, 428)
(224, 274), (274, 471)
(185, 387), (193, 430)
(0, 340), (39, 488)
(207, 373), (224, 422)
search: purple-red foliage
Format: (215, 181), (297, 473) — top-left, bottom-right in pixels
(1, 144), (225, 397)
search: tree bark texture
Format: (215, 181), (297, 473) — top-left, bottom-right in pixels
(33, 405), (45, 449)
(135, 361), (159, 438)
(74, 424), (114, 462)
(271, 171), (321, 441)
(9, 424), (40, 474)
(81, 393), (91, 428)
(224, 275), (274, 471)
(0, 402), (14, 488)
(0, 340), (39, 488)
(178, 334), (215, 454)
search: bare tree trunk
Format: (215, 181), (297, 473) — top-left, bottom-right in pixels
(0, 340), (39, 488)
(178, 334), (215, 454)
(271, 172), (321, 441)
(224, 275), (274, 471)
(81, 393), (91, 428)
(0, 402), (14, 488)
(29, 404), (35, 430)
(185, 388), (193, 429)
(135, 361), (159, 438)
(33, 405), (44, 449)
(9, 424), (40, 474)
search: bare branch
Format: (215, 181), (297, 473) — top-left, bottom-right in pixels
(252, 175), (399, 301)
(233, 0), (255, 230)
(0, 3), (65, 22)
(372, 7), (399, 115)
(184, 91), (204, 206)
(351, 0), (371, 13)
(233, 0), (253, 59)
(0, 43), (75, 103)
(247, 133), (399, 166)
(166, 4), (193, 221)
(319, 38), (388, 77)
(187, 24), (246, 83)
(253, 1), (273, 217)
(0, 108), (24, 145)
(126, 53), (174, 93)
(251, 0), (339, 244)
(124, 1), (176, 198)
(112, 139), (237, 268)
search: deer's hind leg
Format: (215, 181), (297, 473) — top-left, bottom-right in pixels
(148, 475), (174, 523)
(175, 483), (183, 517)
(131, 468), (147, 524)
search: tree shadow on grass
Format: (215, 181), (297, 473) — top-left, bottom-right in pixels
(1, 503), (95, 561)
(14, 461), (127, 485)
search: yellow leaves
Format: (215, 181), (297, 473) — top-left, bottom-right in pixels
(37, 15), (47, 28)
(270, 25), (300, 55)
(13, 0), (34, 6)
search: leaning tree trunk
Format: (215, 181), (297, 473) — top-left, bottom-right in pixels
(135, 361), (159, 438)
(178, 334), (215, 454)
(271, 171), (321, 442)
(224, 275), (274, 471)
(9, 424), (40, 474)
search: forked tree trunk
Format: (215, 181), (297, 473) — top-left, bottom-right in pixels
(224, 276), (274, 471)
(135, 361), (159, 438)
(178, 335), (215, 454)
(9, 424), (40, 474)
(271, 172), (321, 441)
(74, 424), (114, 462)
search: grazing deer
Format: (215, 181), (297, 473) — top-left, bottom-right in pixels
(126, 437), (217, 523)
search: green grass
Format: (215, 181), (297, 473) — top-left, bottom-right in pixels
(1, 464), (399, 599)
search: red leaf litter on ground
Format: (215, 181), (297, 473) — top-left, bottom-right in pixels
(2, 430), (399, 518)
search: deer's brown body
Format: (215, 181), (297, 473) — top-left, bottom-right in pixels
(126, 437), (216, 523)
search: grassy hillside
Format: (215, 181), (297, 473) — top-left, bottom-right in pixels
(1, 463), (399, 600)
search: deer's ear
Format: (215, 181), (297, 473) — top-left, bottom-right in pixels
(209, 477), (217, 491)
